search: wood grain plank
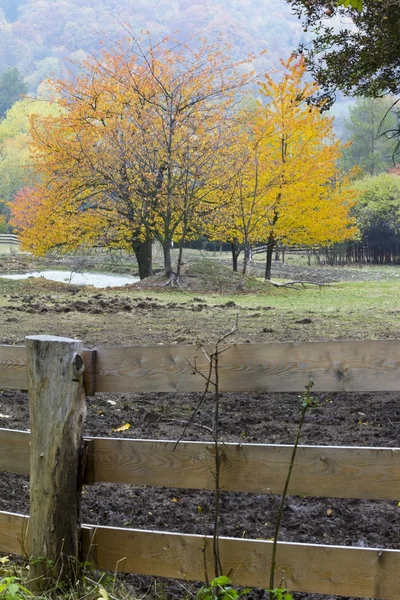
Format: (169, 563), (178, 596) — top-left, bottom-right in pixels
(3, 339), (400, 394)
(82, 349), (97, 396)
(81, 524), (400, 599)
(89, 438), (400, 500)
(0, 346), (27, 390)
(26, 335), (87, 587)
(3, 430), (400, 501)
(2, 511), (399, 598)
(0, 346), (96, 394)
(95, 340), (400, 393)
(0, 511), (29, 556)
(0, 429), (30, 475)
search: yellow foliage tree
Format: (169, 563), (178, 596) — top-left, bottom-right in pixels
(257, 56), (358, 279)
(206, 114), (278, 274)
(209, 57), (358, 278)
(11, 36), (252, 279)
(0, 98), (61, 225)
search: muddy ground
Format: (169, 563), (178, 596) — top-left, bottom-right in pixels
(1, 257), (400, 600)
(1, 388), (400, 600)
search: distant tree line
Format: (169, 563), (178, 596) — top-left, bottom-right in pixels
(322, 174), (400, 265)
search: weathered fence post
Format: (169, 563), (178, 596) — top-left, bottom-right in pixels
(26, 335), (87, 591)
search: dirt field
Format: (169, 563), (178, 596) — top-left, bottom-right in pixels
(1, 255), (400, 600)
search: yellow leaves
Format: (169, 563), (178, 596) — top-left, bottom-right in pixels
(252, 57), (358, 248)
(10, 43), (357, 261)
(11, 36), (256, 257)
(207, 56), (357, 257)
(113, 423), (131, 432)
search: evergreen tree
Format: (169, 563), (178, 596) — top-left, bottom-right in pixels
(0, 68), (27, 118)
(342, 98), (398, 176)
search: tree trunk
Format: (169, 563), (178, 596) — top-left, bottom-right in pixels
(242, 243), (251, 275)
(132, 237), (153, 279)
(26, 335), (87, 592)
(231, 242), (240, 272)
(163, 240), (173, 275)
(177, 242), (184, 278)
(265, 236), (275, 280)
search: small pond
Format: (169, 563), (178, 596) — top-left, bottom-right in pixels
(0, 270), (139, 288)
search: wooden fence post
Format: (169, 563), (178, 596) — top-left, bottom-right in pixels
(26, 335), (87, 591)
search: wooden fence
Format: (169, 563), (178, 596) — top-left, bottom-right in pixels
(1, 337), (400, 598)
(0, 234), (20, 255)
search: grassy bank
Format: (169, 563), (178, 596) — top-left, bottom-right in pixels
(0, 258), (399, 347)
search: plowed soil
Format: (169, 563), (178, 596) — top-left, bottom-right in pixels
(1, 387), (400, 600)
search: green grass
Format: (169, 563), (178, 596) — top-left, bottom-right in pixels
(0, 557), (137, 600)
(1, 255), (400, 346)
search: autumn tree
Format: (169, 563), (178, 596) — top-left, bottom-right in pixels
(0, 98), (60, 225)
(206, 107), (279, 275)
(208, 58), (357, 279)
(11, 36), (252, 278)
(211, 57), (356, 280)
(256, 57), (357, 279)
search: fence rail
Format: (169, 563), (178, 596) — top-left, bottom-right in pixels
(1, 511), (400, 599)
(0, 234), (19, 243)
(2, 339), (400, 394)
(2, 429), (400, 501)
(1, 337), (400, 599)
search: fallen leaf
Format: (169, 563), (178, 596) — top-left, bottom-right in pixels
(171, 497), (179, 503)
(0, 556), (10, 564)
(97, 588), (110, 600)
(113, 423), (131, 432)
(327, 509), (333, 517)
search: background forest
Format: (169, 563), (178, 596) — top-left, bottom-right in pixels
(0, 0), (308, 91)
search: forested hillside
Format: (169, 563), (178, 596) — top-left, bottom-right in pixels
(0, 0), (309, 92)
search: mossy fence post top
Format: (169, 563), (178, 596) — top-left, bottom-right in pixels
(26, 334), (87, 592)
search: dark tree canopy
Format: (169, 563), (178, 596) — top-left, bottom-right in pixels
(287, 0), (400, 105)
(0, 68), (27, 118)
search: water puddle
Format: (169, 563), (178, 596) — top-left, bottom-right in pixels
(0, 270), (139, 288)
